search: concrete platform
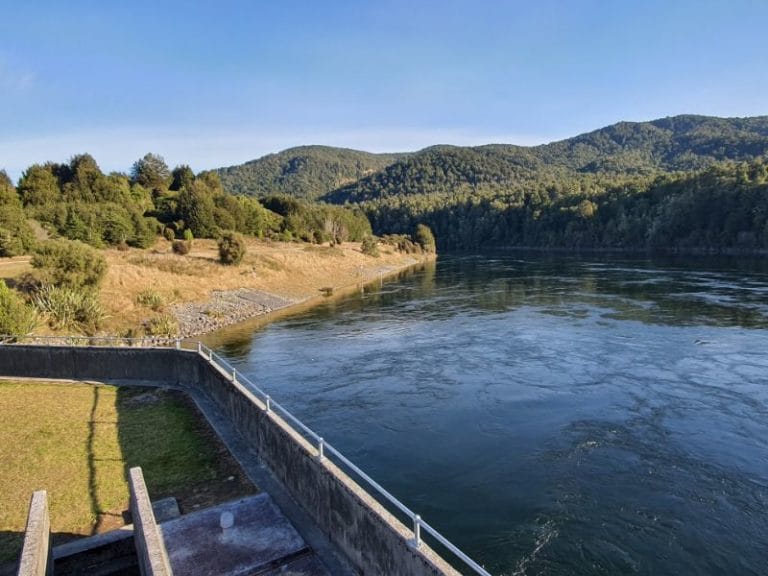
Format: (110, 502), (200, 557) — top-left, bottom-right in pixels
(160, 494), (330, 576)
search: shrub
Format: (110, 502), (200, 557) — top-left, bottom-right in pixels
(32, 284), (104, 332)
(135, 289), (164, 311)
(218, 231), (247, 265)
(172, 240), (191, 255)
(31, 240), (108, 289)
(183, 229), (194, 242)
(144, 313), (178, 337)
(381, 234), (421, 254)
(360, 235), (380, 257)
(415, 224), (436, 253)
(0, 280), (38, 338)
(163, 227), (175, 241)
(0, 227), (26, 257)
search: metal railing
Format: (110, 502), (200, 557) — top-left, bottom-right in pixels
(1, 334), (493, 576)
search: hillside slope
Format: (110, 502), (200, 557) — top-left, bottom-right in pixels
(217, 145), (405, 200)
(323, 115), (768, 203)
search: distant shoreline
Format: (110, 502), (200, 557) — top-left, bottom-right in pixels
(449, 245), (768, 257)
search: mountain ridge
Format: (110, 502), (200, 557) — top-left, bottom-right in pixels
(217, 114), (768, 203)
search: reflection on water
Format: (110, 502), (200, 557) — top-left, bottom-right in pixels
(211, 253), (768, 576)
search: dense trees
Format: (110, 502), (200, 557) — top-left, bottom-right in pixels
(0, 170), (35, 256)
(5, 114), (768, 258)
(218, 146), (406, 199)
(17, 157), (156, 248)
(361, 160), (768, 252)
(2, 152), (382, 256)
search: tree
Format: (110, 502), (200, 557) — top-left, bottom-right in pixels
(170, 165), (195, 191)
(0, 174), (35, 256)
(18, 164), (60, 207)
(178, 181), (218, 238)
(0, 170), (13, 195)
(131, 153), (171, 191)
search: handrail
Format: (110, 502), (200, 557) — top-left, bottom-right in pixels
(0, 334), (493, 576)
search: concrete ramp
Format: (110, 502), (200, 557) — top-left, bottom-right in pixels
(160, 494), (329, 576)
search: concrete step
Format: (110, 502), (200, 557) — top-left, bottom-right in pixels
(160, 494), (330, 576)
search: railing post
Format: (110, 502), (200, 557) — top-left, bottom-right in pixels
(413, 515), (422, 548)
(175, 338), (181, 350)
(318, 437), (325, 461)
(197, 341), (202, 354)
(232, 368), (237, 383)
(265, 395), (271, 413)
(209, 347), (214, 361)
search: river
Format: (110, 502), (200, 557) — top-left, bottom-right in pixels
(206, 253), (768, 576)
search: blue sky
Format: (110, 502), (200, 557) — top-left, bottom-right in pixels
(1, 0), (767, 179)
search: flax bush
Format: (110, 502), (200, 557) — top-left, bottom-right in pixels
(135, 289), (165, 311)
(144, 314), (179, 337)
(32, 284), (104, 332)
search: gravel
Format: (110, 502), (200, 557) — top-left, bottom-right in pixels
(172, 288), (297, 338)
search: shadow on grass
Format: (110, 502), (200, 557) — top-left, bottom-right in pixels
(114, 386), (256, 515)
(0, 381), (255, 573)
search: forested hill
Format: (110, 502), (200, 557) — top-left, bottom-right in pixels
(323, 115), (768, 203)
(217, 146), (406, 200)
(535, 115), (768, 173)
(214, 115), (768, 253)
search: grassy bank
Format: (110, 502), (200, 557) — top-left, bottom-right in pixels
(0, 381), (254, 566)
(99, 237), (429, 336)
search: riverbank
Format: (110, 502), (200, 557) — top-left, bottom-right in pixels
(99, 238), (433, 338)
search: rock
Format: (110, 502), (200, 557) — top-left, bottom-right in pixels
(171, 288), (297, 338)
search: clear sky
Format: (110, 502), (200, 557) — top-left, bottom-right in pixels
(1, 0), (767, 180)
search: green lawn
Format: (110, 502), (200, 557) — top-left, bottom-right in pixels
(0, 381), (255, 566)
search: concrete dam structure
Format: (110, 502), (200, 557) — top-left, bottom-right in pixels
(0, 340), (491, 576)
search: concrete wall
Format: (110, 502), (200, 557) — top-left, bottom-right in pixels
(17, 490), (52, 576)
(129, 467), (173, 576)
(0, 345), (461, 576)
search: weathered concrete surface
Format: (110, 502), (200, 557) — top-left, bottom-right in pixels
(129, 467), (173, 576)
(260, 554), (331, 576)
(0, 345), (462, 576)
(16, 491), (52, 576)
(160, 494), (328, 576)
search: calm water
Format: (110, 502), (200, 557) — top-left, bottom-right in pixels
(208, 254), (768, 575)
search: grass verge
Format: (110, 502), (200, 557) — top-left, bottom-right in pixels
(0, 381), (255, 566)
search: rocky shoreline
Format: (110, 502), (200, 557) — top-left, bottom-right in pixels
(171, 258), (428, 338)
(172, 288), (297, 338)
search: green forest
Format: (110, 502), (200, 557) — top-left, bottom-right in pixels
(4, 114), (768, 256)
(0, 153), (375, 258)
(219, 114), (768, 252)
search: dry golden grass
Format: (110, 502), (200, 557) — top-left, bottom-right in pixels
(0, 257), (31, 280)
(99, 238), (427, 335)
